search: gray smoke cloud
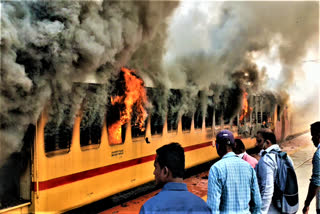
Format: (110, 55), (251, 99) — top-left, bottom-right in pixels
(0, 0), (179, 166)
(163, 0), (318, 123)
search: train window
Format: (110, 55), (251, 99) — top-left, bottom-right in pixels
(215, 108), (222, 126)
(106, 103), (127, 145)
(44, 119), (72, 154)
(182, 112), (192, 132)
(151, 112), (164, 135)
(194, 105), (203, 129)
(205, 97), (214, 128)
(80, 113), (103, 147)
(262, 112), (269, 124)
(80, 84), (108, 147)
(277, 105), (281, 121)
(233, 117), (238, 126)
(167, 89), (181, 132)
(131, 105), (147, 138)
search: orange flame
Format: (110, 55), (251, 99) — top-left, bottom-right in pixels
(108, 67), (148, 144)
(239, 91), (251, 121)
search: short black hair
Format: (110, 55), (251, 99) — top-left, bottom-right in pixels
(257, 128), (272, 136)
(311, 121), (320, 135)
(156, 142), (185, 178)
(234, 139), (245, 154)
(262, 131), (277, 144)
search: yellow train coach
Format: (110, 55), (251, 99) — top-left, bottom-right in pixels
(0, 80), (288, 213)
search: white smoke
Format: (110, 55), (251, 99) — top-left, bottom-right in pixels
(163, 1), (318, 131)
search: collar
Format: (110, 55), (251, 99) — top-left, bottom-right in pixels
(318, 143), (320, 149)
(264, 144), (281, 153)
(162, 182), (188, 191)
(222, 152), (237, 159)
(237, 152), (245, 159)
(259, 149), (265, 156)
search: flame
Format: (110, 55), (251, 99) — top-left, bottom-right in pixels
(108, 67), (148, 144)
(239, 91), (251, 121)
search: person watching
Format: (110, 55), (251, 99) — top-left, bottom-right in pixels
(234, 138), (258, 168)
(207, 130), (261, 213)
(303, 121), (320, 214)
(139, 142), (211, 214)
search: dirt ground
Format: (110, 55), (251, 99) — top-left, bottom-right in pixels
(280, 132), (311, 155)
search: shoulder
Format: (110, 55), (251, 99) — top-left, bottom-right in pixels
(246, 154), (258, 163)
(141, 192), (161, 208)
(257, 152), (277, 169)
(184, 192), (211, 210)
(313, 148), (320, 162)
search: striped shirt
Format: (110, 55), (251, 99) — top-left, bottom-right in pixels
(207, 152), (261, 213)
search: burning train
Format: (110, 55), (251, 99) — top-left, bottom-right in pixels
(0, 68), (290, 213)
(3, 1), (314, 213)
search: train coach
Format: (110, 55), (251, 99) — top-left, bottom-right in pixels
(0, 71), (289, 213)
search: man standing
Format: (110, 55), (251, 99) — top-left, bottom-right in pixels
(247, 129), (271, 161)
(139, 142), (211, 214)
(255, 131), (295, 213)
(234, 138), (258, 168)
(207, 130), (261, 213)
(303, 121), (320, 214)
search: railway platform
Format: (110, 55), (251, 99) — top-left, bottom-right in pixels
(100, 133), (318, 214)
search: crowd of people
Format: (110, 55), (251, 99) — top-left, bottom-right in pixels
(139, 121), (320, 214)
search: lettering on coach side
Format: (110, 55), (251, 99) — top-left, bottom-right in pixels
(111, 150), (124, 157)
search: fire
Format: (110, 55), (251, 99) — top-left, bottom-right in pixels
(108, 67), (148, 144)
(239, 91), (251, 121)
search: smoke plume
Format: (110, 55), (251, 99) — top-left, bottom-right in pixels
(0, 0), (178, 165)
(163, 0), (318, 124)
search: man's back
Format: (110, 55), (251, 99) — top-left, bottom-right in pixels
(140, 182), (211, 214)
(207, 152), (261, 213)
(242, 152), (258, 168)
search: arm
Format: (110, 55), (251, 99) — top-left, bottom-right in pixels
(303, 182), (320, 213)
(303, 150), (320, 214)
(250, 167), (262, 214)
(207, 166), (221, 214)
(256, 155), (276, 214)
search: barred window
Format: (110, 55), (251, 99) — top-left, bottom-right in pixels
(167, 89), (181, 132)
(205, 97), (214, 128)
(44, 109), (72, 154)
(182, 113), (192, 132)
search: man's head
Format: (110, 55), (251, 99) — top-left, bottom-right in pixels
(215, 130), (235, 157)
(154, 142), (185, 186)
(256, 128), (272, 150)
(233, 138), (245, 155)
(311, 121), (320, 147)
(261, 131), (277, 149)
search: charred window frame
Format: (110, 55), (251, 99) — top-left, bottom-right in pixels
(146, 88), (165, 136)
(131, 104), (147, 138)
(277, 105), (281, 121)
(150, 112), (164, 135)
(80, 113), (104, 147)
(167, 89), (181, 132)
(257, 112), (262, 123)
(44, 107), (72, 154)
(262, 112), (269, 123)
(80, 84), (107, 147)
(205, 97), (214, 128)
(215, 107), (222, 126)
(106, 102), (127, 145)
(233, 117), (237, 126)
(182, 112), (192, 132)
(194, 104), (203, 130)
